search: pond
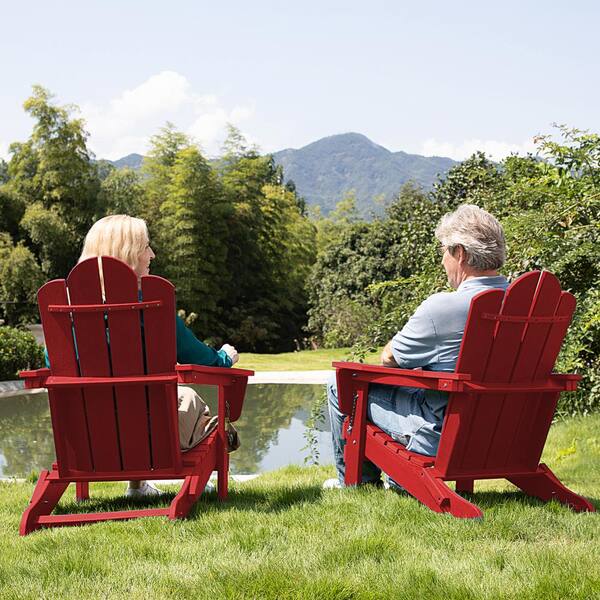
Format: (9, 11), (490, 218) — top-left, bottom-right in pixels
(0, 384), (333, 478)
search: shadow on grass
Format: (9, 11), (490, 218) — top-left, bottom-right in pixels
(455, 488), (599, 512)
(47, 482), (598, 522)
(53, 482), (325, 517)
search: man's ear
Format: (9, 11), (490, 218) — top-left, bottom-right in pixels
(455, 244), (467, 265)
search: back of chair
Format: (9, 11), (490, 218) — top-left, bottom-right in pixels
(435, 271), (576, 478)
(40, 257), (181, 478)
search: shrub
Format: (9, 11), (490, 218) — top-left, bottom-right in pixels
(0, 326), (44, 381)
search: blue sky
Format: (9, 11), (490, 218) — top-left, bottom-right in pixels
(1, 1), (598, 161)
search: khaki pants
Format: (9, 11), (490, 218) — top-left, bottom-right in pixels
(177, 386), (218, 452)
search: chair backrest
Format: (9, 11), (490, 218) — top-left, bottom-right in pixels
(40, 257), (181, 478)
(435, 271), (576, 478)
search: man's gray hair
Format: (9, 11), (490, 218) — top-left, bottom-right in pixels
(435, 204), (506, 271)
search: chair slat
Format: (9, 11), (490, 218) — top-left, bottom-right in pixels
(38, 280), (79, 376)
(67, 259), (122, 472)
(39, 279), (93, 473)
(457, 272), (539, 472)
(436, 289), (503, 475)
(141, 275), (180, 470)
(509, 291), (577, 470)
(102, 257), (151, 471)
(487, 272), (561, 470)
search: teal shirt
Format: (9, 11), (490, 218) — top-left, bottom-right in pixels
(175, 315), (232, 368)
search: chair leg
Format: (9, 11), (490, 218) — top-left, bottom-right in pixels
(508, 463), (595, 512)
(20, 470), (69, 535)
(343, 384), (369, 486)
(169, 461), (214, 520)
(455, 479), (474, 494)
(218, 450), (228, 501)
(406, 467), (483, 519)
(75, 481), (90, 502)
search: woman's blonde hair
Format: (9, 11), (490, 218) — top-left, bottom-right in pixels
(80, 215), (149, 270)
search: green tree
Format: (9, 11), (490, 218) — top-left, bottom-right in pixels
(0, 186), (25, 240)
(4, 86), (102, 279)
(160, 146), (230, 334)
(141, 123), (191, 276)
(98, 166), (144, 216)
(219, 128), (316, 351)
(8, 86), (99, 236)
(432, 151), (502, 208)
(0, 235), (44, 325)
(19, 203), (78, 279)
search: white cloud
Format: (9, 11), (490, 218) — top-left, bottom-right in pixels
(420, 138), (538, 161)
(0, 140), (9, 161)
(80, 71), (254, 160)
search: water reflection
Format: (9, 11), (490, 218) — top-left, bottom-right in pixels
(0, 384), (332, 478)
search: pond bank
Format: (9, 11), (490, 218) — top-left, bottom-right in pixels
(0, 370), (332, 397)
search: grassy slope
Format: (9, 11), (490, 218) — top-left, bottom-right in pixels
(237, 347), (382, 371)
(1, 415), (599, 599)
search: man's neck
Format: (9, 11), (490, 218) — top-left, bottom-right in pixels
(464, 269), (499, 281)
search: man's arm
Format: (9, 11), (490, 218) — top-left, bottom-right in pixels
(381, 340), (399, 367)
(382, 296), (439, 369)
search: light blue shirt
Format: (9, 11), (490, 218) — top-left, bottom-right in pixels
(381, 276), (509, 455)
(391, 276), (509, 373)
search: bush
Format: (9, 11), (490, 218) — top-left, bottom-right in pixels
(0, 326), (44, 381)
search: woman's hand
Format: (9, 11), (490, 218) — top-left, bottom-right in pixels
(220, 343), (239, 365)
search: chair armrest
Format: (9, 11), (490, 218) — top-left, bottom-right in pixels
(333, 361), (470, 392)
(19, 368), (51, 389)
(176, 364), (254, 386)
(549, 373), (581, 391)
(176, 364), (254, 422)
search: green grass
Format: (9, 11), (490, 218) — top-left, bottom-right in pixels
(1, 414), (599, 599)
(237, 347), (382, 371)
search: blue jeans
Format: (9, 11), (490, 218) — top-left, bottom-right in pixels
(327, 372), (442, 485)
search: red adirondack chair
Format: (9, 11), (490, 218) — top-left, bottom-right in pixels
(19, 257), (253, 535)
(333, 271), (595, 518)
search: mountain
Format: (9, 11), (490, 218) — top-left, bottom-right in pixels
(273, 133), (456, 215)
(108, 133), (456, 215)
(111, 153), (145, 170)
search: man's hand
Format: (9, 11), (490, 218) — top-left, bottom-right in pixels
(220, 343), (239, 365)
(381, 340), (399, 367)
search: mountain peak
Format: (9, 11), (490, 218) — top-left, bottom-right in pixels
(272, 134), (456, 215)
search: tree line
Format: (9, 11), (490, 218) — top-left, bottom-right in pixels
(0, 86), (316, 352)
(1, 87), (598, 414)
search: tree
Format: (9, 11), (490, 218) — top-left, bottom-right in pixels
(159, 146), (230, 334)
(98, 166), (144, 216)
(141, 123), (191, 276)
(5, 86), (102, 278)
(9, 86), (100, 235)
(0, 235), (44, 325)
(19, 203), (78, 279)
(432, 151), (502, 208)
(219, 127), (316, 350)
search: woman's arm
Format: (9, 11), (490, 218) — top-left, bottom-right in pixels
(176, 315), (233, 367)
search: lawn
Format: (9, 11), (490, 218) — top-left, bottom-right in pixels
(237, 347), (382, 371)
(1, 414), (599, 599)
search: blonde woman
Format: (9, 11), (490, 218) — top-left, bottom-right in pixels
(79, 215), (239, 497)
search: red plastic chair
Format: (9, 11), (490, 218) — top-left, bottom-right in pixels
(334, 271), (595, 518)
(19, 257), (253, 535)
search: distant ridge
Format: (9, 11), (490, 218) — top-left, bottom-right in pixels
(111, 153), (144, 170)
(273, 133), (456, 215)
(108, 134), (456, 215)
